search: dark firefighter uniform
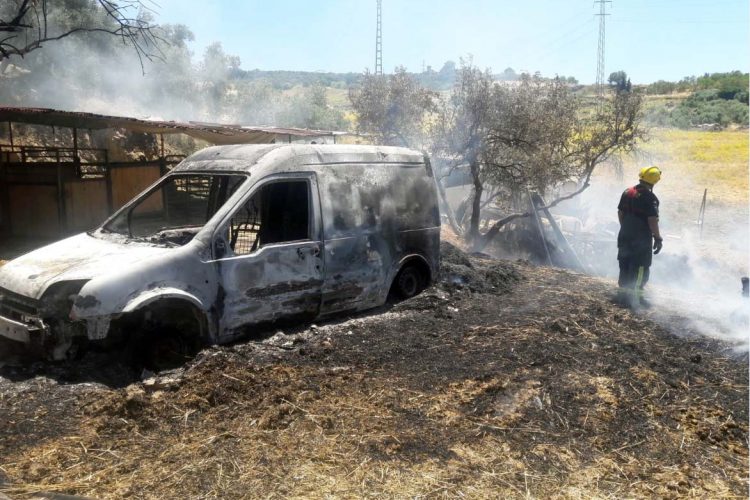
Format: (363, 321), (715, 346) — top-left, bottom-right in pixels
(617, 183), (659, 297)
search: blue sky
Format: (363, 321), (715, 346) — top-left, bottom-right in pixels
(152, 0), (749, 83)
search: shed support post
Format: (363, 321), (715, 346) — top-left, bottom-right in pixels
(0, 141), (7, 235)
(56, 149), (67, 236)
(73, 128), (80, 177)
(105, 149), (113, 214)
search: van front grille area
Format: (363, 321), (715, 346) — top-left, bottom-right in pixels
(0, 287), (40, 322)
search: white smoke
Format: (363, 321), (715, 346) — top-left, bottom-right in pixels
(571, 161), (750, 350)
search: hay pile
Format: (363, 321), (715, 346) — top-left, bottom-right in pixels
(439, 241), (521, 294)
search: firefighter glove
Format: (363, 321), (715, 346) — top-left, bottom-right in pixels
(653, 237), (663, 255)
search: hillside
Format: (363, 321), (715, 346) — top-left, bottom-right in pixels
(0, 244), (746, 499)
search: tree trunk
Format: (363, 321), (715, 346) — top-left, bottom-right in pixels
(468, 160), (483, 243)
(473, 176), (595, 252)
(434, 174), (463, 236)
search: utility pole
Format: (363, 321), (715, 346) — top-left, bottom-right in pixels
(595, 0), (611, 96)
(375, 0), (383, 76)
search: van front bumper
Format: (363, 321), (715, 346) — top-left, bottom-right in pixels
(0, 313), (35, 343)
(0, 287), (48, 345)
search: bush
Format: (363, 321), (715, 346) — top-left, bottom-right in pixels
(645, 87), (749, 129)
(646, 80), (678, 95)
(648, 98), (748, 129)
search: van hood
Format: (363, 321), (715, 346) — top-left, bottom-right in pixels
(0, 233), (174, 300)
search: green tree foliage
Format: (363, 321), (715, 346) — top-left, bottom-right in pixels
(232, 69), (362, 90)
(646, 90), (748, 129)
(233, 79), (282, 125)
(0, 0), (160, 68)
(499, 67), (518, 81)
(645, 80), (678, 95)
(438, 61), (457, 80)
(277, 84), (348, 130)
(645, 71), (748, 99)
(608, 71), (632, 92)
(696, 71), (749, 101)
(348, 67), (437, 147)
(0, 3), (349, 130)
(199, 42), (237, 117)
(434, 63), (643, 247)
(643, 71), (748, 128)
(0, 0), (200, 117)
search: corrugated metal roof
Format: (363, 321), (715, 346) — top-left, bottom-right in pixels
(0, 107), (335, 145)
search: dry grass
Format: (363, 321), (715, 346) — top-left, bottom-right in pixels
(589, 127), (749, 272)
(617, 128), (749, 206)
(0, 258), (746, 499)
(0, 129), (747, 499)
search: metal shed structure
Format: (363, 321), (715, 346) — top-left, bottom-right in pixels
(0, 107), (339, 239)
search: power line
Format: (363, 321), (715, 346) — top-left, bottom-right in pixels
(375, 0), (383, 76)
(613, 19), (746, 23)
(595, 0), (612, 96)
(528, 23), (597, 68)
(521, 17), (596, 64)
(498, 10), (590, 55)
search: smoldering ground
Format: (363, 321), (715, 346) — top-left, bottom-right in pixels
(566, 160), (749, 350)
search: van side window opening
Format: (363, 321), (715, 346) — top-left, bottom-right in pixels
(320, 164), (438, 240)
(229, 180), (310, 256)
(104, 174), (246, 244)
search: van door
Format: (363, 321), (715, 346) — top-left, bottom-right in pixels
(212, 174), (324, 334)
(317, 163), (395, 314)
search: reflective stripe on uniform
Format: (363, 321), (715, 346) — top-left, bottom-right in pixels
(634, 266), (645, 300)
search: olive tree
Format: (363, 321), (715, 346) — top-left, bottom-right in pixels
(477, 87), (644, 250)
(0, 0), (161, 70)
(430, 63), (495, 241)
(349, 67), (437, 148)
(349, 63), (644, 251)
(433, 62), (644, 250)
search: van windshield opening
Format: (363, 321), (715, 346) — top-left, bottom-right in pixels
(103, 174), (246, 246)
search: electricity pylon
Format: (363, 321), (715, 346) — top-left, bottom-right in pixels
(595, 0), (611, 96)
(375, 0), (383, 75)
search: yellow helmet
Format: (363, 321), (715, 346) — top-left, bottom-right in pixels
(639, 166), (662, 185)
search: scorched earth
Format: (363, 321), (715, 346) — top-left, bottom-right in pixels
(0, 243), (746, 499)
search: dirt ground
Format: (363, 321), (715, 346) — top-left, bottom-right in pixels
(0, 243), (747, 499)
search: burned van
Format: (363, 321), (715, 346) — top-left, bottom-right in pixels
(0, 145), (440, 360)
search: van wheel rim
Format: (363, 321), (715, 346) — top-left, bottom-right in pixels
(399, 271), (419, 297)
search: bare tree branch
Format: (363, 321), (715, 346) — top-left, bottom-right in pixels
(0, 0), (164, 73)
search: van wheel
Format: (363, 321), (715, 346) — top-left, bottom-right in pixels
(143, 328), (199, 372)
(393, 265), (425, 300)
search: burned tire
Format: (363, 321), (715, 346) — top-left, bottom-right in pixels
(119, 301), (206, 372)
(393, 264), (426, 300)
(143, 327), (199, 372)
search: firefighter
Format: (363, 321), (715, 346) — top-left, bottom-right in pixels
(616, 166), (663, 307)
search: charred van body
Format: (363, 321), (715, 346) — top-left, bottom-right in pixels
(0, 145), (440, 360)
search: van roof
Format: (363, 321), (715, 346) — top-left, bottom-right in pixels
(173, 144), (425, 173)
